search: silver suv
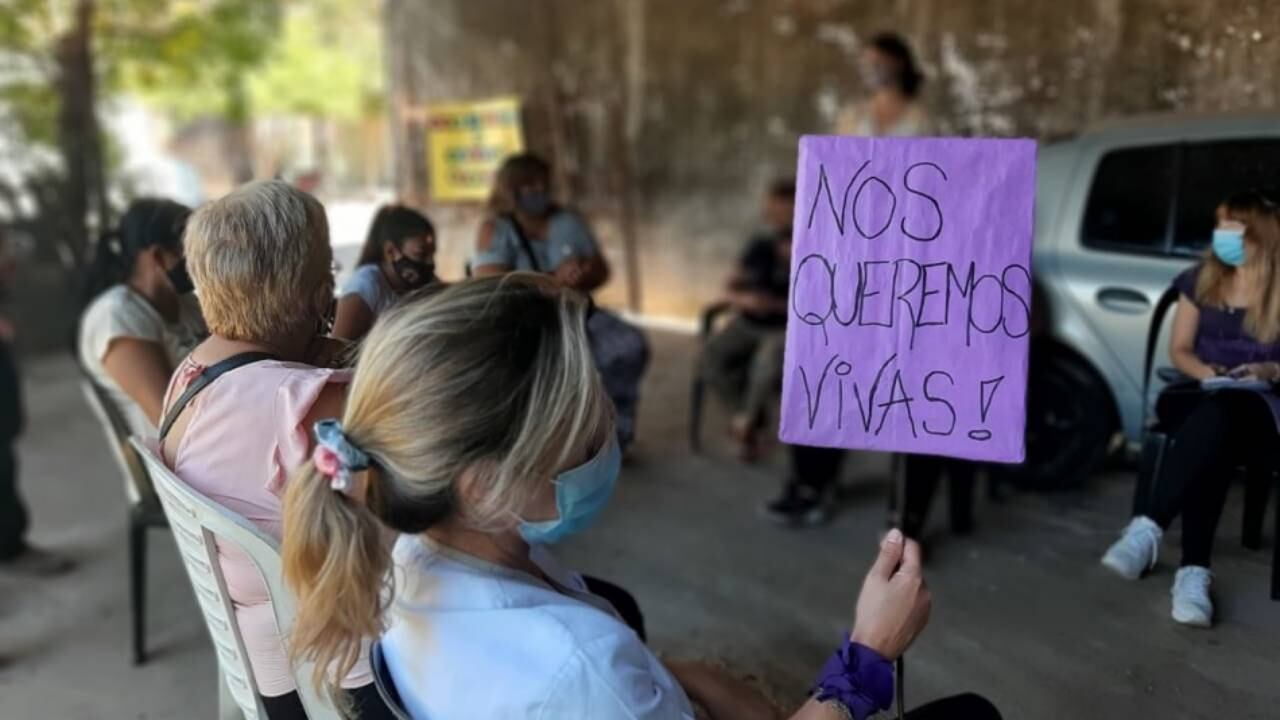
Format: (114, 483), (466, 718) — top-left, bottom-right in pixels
(1021, 111), (1280, 489)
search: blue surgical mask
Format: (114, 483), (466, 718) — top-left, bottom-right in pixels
(1212, 228), (1246, 267)
(517, 440), (621, 545)
(516, 190), (552, 218)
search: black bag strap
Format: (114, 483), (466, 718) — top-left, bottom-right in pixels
(503, 213), (544, 274)
(158, 352), (278, 441)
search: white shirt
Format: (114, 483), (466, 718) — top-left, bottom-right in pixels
(382, 535), (696, 720)
(77, 285), (206, 436)
(340, 264), (400, 318)
(833, 102), (931, 137)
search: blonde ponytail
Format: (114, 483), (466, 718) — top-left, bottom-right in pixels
(281, 273), (615, 706)
(282, 461), (390, 711)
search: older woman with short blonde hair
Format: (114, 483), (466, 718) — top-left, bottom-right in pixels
(160, 180), (392, 719)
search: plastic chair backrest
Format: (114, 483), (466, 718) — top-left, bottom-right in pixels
(129, 438), (339, 720)
(1141, 284), (1182, 429)
(81, 379), (154, 506)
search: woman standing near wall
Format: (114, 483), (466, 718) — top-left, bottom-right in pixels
(833, 33), (931, 138)
(769, 33), (940, 527)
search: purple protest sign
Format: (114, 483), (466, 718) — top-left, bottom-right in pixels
(779, 136), (1036, 463)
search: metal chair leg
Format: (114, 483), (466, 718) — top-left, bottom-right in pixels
(1134, 431), (1168, 517)
(690, 375), (705, 453)
(1243, 469), (1272, 551)
(1272, 483), (1279, 602)
(129, 507), (147, 665)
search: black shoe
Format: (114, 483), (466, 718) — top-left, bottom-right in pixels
(761, 483), (830, 527)
(0, 545), (74, 577)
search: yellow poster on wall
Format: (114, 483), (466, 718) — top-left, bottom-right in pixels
(426, 96), (525, 202)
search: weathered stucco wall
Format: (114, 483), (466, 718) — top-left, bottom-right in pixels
(385, 0), (1279, 318)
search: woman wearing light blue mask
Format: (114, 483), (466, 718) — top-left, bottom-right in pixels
(1104, 190), (1280, 628)
(279, 274), (994, 720)
(472, 153), (650, 451)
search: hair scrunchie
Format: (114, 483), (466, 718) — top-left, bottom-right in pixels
(312, 419), (370, 495)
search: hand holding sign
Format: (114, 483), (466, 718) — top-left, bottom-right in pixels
(779, 136), (1036, 463)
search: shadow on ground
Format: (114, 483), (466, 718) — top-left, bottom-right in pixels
(1, 330), (1277, 719)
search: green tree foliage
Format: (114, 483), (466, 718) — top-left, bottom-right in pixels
(0, 0), (285, 145)
(106, 0), (285, 122)
(247, 0), (384, 121)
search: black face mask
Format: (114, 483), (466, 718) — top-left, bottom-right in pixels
(167, 258), (195, 294)
(392, 255), (436, 290)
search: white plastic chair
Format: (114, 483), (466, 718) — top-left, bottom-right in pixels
(130, 437), (339, 720)
(80, 378), (168, 665)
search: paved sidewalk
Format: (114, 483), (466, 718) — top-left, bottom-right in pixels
(2, 332), (1278, 719)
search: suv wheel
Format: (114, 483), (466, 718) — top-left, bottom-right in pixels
(1001, 346), (1116, 491)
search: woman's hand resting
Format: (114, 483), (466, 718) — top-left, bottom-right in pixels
(1228, 362), (1280, 382)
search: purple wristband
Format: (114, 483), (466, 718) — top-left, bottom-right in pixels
(811, 640), (895, 720)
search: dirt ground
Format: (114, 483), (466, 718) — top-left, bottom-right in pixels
(2, 331), (1277, 719)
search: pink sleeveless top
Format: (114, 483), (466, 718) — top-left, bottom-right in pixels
(163, 357), (372, 696)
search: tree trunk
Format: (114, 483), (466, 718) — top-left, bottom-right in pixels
(225, 73), (255, 184)
(55, 0), (104, 270)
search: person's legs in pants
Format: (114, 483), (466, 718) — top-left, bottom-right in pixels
(1128, 387), (1206, 519)
(1145, 393), (1238, 531)
(946, 461), (977, 536)
(347, 682), (400, 720)
(763, 445), (845, 525)
(1177, 393), (1275, 569)
(0, 439), (69, 575)
(793, 444), (845, 497)
(1105, 392), (1232, 580)
(904, 692), (1002, 720)
(261, 684), (398, 720)
(740, 330), (785, 428)
(259, 691), (308, 720)
(586, 310), (649, 449)
(700, 317), (762, 414)
(1104, 388), (1229, 579)
(0, 442), (29, 561)
(900, 455), (943, 540)
(0, 336), (27, 561)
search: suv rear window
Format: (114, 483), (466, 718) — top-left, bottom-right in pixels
(1081, 145), (1177, 254)
(1172, 139), (1280, 255)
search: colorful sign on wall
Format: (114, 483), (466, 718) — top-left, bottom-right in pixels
(426, 96), (524, 202)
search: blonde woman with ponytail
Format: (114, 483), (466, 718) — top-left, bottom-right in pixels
(1104, 189), (1280, 628)
(283, 274), (998, 720)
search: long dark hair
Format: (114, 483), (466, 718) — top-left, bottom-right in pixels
(356, 205), (435, 267)
(80, 198), (192, 308)
(870, 32), (924, 99)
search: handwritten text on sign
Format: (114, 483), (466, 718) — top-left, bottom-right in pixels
(779, 137), (1036, 463)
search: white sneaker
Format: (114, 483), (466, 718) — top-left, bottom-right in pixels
(1171, 566), (1213, 627)
(1101, 516), (1162, 580)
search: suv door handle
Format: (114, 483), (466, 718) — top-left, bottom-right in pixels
(1096, 287), (1151, 314)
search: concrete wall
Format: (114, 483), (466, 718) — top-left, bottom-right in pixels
(384, 0), (1280, 318)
